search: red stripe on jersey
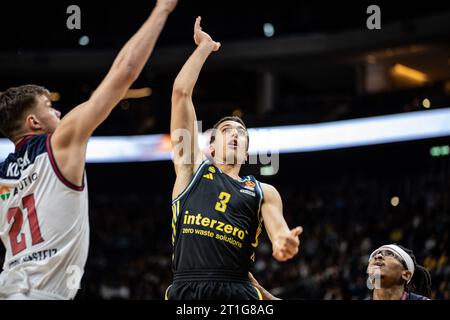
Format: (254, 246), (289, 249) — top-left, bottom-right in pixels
(45, 134), (85, 192)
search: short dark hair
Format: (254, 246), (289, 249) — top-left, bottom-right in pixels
(0, 84), (49, 139)
(209, 116), (249, 149)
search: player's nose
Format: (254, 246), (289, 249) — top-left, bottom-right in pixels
(374, 253), (383, 260)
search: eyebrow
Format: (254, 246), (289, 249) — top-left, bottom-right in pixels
(220, 124), (245, 131)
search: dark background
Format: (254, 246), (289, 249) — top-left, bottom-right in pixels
(0, 0), (449, 299)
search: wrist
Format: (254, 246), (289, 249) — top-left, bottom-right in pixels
(198, 40), (216, 51)
(154, 3), (173, 15)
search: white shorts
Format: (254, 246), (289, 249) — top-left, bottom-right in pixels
(2, 290), (68, 300)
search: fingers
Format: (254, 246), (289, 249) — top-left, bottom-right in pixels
(213, 42), (221, 51)
(248, 272), (259, 285)
(272, 229), (302, 261)
(194, 16), (202, 32)
(273, 245), (298, 261)
(290, 226), (303, 237)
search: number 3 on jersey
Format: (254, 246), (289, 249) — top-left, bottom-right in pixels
(215, 192), (231, 213)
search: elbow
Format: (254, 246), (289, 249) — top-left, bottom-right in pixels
(114, 57), (140, 84)
(121, 63), (140, 83)
(172, 86), (190, 100)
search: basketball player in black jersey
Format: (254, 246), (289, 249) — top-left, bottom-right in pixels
(166, 17), (303, 300)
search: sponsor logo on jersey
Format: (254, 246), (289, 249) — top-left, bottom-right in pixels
(13, 172), (38, 196)
(208, 166), (216, 173)
(8, 248), (58, 268)
(244, 180), (256, 191)
(203, 173), (214, 180)
(0, 185), (11, 201)
(6, 150), (31, 178)
(240, 189), (256, 197)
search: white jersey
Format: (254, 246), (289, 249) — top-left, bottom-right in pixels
(0, 134), (89, 300)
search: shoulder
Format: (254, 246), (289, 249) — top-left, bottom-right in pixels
(0, 134), (48, 179)
(260, 183), (279, 195)
(260, 183), (282, 202)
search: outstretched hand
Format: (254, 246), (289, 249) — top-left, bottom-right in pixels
(193, 16), (221, 51)
(272, 226), (303, 262)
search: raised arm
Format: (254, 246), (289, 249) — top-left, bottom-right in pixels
(171, 17), (220, 199)
(261, 183), (303, 262)
(51, 0), (178, 187)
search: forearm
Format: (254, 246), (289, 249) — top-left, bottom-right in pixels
(112, 5), (171, 78)
(173, 43), (215, 95)
(264, 215), (290, 243)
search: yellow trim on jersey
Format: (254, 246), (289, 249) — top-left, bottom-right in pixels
(171, 201), (180, 245)
(172, 160), (209, 204)
(251, 179), (264, 248)
(251, 222), (263, 248)
(164, 285), (172, 300)
(253, 286), (263, 300)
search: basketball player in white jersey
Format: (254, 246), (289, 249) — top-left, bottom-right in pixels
(0, 0), (178, 299)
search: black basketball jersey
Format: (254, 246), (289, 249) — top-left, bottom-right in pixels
(171, 159), (264, 281)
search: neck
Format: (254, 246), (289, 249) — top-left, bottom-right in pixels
(373, 285), (405, 300)
(12, 128), (46, 145)
(12, 132), (35, 146)
(213, 161), (242, 180)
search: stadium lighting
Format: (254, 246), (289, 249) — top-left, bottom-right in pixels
(390, 196), (400, 207)
(49, 92), (61, 102)
(1, 108), (450, 163)
(78, 35), (90, 46)
(422, 98), (431, 109)
(124, 88), (152, 99)
(232, 109), (243, 117)
(430, 145), (450, 157)
(391, 64), (428, 83)
(263, 23), (274, 38)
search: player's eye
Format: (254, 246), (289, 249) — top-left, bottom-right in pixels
(237, 128), (246, 136)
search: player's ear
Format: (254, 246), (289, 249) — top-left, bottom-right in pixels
(209, 144), (215, 158)
(26, 114), (42, 131)
(401, 270), (412, 283)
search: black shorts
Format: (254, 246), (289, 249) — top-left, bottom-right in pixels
(165, 281), (263, 300)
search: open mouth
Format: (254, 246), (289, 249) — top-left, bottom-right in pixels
(228, 140), (238, 149)
(374, 261), (385, 267)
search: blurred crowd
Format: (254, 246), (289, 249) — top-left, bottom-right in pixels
(73, 160), (449, 300)
(1, 152), (448, 300)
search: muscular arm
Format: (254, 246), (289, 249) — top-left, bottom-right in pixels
(171, 17), (220, 199)
(261, 183), (303, 262)
(52, 0), (177, 186)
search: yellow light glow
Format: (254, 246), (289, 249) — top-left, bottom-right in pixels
(391, 64), (428, 83)
(232, 109), (243, 117)
(390, 196), (400, 207)
(422, 98), (431, 109)
(49, 92), (61, 102)
(124, 88), (152, 99)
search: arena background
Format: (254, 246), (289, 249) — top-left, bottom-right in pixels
(1, 0), (449, 299)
